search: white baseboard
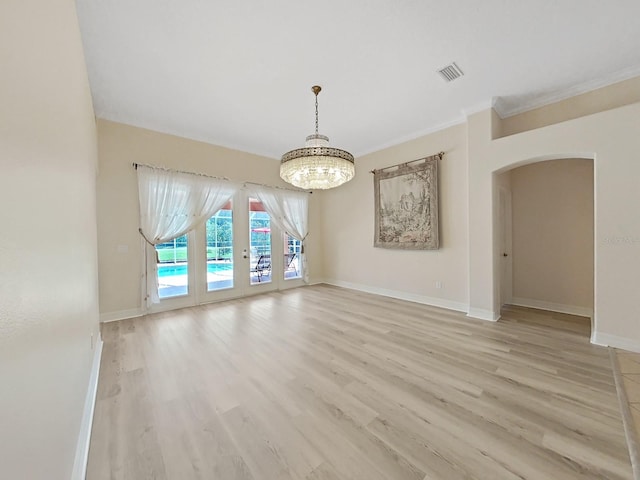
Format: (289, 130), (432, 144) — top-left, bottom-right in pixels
(467, 308), (500, 322)
(510, 297), (593, 319)
(321, 278), (468, 313)
(510, 297), (599, 345)
(71, 336), (103, 480)
(100, 307), (144, 323)
(593, 332), (640, 353)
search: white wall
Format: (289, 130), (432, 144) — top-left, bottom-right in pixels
(510, 159), (594, 312)
(321, 123), (469, 311)
(96, 119), (324, 318)
(0, 0), (100, 478)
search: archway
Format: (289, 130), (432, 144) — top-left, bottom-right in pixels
(492, 155), (595, 338)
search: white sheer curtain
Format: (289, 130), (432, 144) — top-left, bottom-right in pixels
(137, 165), (237, 305)
(247, 184), (309, 282)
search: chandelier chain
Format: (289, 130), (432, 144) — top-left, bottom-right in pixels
(315, 94), (319, 135)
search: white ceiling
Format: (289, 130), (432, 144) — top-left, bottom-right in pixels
(76, 0), (640, 159)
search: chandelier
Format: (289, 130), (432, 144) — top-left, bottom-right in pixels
(280, 85), (355, 190)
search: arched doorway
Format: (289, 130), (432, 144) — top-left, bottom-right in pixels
(494, 157), (595, 337)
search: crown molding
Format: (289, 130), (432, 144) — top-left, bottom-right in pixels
(461, 99), (496, 118)
(494, 65), (640, 118)
(353, 116), (466, 158)
(96, 115), (282, 160)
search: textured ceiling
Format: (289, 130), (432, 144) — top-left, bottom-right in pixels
(76, 0), (640, 158)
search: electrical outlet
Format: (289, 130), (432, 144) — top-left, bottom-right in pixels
(435, 281), (443, 289)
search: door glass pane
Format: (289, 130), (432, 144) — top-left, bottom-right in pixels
(156, 234), (188, 298)
(284, 234), (302, 280)
(249, 198), (271, 284)
(206, 203), (234, 291)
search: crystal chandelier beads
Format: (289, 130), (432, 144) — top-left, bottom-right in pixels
(280, 86), (355, 190)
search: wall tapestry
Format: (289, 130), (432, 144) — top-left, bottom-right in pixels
(373, 153), (441, 250)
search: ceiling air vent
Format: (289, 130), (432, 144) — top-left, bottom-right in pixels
(437, 62), (464, 82)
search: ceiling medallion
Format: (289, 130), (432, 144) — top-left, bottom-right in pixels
(280, 86), (355, 190)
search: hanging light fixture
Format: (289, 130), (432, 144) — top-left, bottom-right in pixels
(280, 85), (355, 190)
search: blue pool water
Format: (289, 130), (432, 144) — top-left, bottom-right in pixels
(158, 263), (233, 277)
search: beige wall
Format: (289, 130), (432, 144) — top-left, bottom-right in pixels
(0, 0), (100, 478)
(498, 76), (640, 137)
(318, 77), (640, 350)
(468, 100), (640, 348)
(510, 159), (594, 311)
(97, 119), (323, 317)
(95, 75), (640, 353)
(320, 124), (469, 311)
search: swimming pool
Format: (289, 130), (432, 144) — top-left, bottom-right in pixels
(158, 263), (233, 277)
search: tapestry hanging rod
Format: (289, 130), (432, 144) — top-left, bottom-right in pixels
(370, 151), (445, 174)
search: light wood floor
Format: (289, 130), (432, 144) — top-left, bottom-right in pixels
(87, 285), (633, 479)
(617, 351), (640, 433)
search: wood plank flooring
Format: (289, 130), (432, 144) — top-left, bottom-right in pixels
(617, 351), (640, 432)
(87, 285), (633, 479)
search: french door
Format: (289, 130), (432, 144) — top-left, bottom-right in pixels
(149, 190), (304, 312)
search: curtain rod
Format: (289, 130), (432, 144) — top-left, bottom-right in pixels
(370, 151), (444, 174)
(132, 162), (230, 181)
(132, 163), (311, 193)
(244, 181), (312, 194)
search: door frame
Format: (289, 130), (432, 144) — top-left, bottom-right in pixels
(497, 185), (513, 308)
(147, 189), (304, 313)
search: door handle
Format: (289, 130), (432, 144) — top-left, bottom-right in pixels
(503, 253), (508, 257)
